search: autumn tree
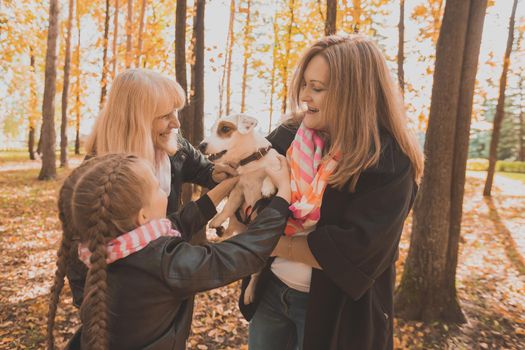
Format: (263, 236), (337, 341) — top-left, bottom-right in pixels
(99, 0), (111, 108)
(281, 0), (295, 114)
(60, 0), (75, 167)
(39, 0), (60, 180)
(74, 0), (82, 155)
(135, 0), (147, 67)
(111, 0), (119, 79)
(325, 0), (336, 36)
(240, 0), (252, 113)
(398, 0), (405, 93)
(189, 0), (205, 145)
(28, 48), (37, 160)
(395, 0), (488, 322)
(484, 0), (520, 196)
(219, 0), (235, 117)
(125, 0), (133, 68)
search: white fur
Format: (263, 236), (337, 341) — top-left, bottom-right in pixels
(200, 114), (280, 304)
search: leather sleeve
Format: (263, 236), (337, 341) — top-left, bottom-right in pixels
(166, 194), (217, 241)
(179, 137), (217, 189)
(160, 197), (290, 298)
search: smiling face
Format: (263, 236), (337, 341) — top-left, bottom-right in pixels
(299, 54), (330, 131)
(152, 109), (180, 155)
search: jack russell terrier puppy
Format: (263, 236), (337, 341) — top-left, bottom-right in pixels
(199, 114), (281, 304)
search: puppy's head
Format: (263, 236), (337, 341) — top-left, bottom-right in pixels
(199, 114), (258, 160)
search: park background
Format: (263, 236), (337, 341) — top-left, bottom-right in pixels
(0, 0), (524, 349)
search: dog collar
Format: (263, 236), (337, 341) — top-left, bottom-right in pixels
(208, 149), (227, 162)
(239, 146), (272, 166)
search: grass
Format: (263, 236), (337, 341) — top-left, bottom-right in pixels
(499, 172), (525, 185)
(0, 150), (84, 165)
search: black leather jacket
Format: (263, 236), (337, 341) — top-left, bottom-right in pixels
(67, 137), (217, 307)
(70, 196), (289, 350)
(167, 137), (217, 214)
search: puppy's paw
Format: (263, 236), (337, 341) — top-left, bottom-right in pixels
(261, 176), (277, 197)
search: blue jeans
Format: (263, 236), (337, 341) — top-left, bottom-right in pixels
(248, 273), (310, 350)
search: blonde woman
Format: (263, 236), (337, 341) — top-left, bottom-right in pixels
(67, 69), (237, 308)
(240, 35), (424, 350)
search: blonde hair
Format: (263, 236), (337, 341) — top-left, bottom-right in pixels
(46, 154), (154, 350)
(85, 69), (186, 165)
(288, 34), (424, 191)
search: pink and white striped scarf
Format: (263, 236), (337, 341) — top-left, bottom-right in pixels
(78, 218), (180, 267)
(284, 123), (339, 236)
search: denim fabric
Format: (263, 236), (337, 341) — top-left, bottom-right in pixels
(249, 273), (310, 350)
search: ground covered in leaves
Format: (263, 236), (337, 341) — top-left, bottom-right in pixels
(0, 158), (524, 349)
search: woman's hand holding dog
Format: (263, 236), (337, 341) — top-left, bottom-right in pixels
(265, 155), (291, 204)
(211, 162), (239, 183)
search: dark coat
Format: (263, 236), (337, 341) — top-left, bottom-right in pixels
(239, 124), (418, 350)
(68, 196), (289, 350)
(67, 137), (216, 307)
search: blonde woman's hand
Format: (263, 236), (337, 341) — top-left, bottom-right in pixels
(212, 162), (239, 183)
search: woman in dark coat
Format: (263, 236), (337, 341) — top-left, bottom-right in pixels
(242, 34), (424, 350)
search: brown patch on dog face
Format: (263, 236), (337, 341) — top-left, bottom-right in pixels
(217, 121), (237, 138)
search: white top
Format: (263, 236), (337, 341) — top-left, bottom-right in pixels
(155, 153), (172, 196)
(270, 228), (314, 293)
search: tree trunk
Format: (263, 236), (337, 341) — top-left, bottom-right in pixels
(395, 0), (486, 322)
(397, 0), (405, 93)
(75, 2), (81, 155)
(125, 0), (133, 68)
(190, 0), (205, 145)
(226, 0), (235, 115)
(111, 0), (119, 79)
(175, 0), (189, 134)
(28, 48), (37, 160)
(135, 0), (146, 67)
(39, 0), (59, 180)
(483, 0), (518, 197)
(325, 0), (336, 36)
(445, 0), (488, 322)
(189, 0), (206, 244)
(240, 0), (251, 113)
(175, 0), (193, 206)
(519, 74), (524, 161)
(100, 0), (111, 108)
(219, 0), (235, 117)
(60, 0), (75, 168)
(281, 0), (295, 114)
(268, 13), (279, 133)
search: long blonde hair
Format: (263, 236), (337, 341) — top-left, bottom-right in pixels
(85, 69), (186, 165)
(288, 34), (424, 191)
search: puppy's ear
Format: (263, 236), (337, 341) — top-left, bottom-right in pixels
(237, 114), (258, 134)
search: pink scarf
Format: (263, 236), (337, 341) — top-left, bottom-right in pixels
(285, 123), (339, 236)
(78, 218), (180, 267)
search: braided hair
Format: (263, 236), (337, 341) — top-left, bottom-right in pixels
(46, 154), (115, 350)
(46, 154), (152, 350)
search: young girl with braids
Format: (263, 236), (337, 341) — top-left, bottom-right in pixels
(46, 153), (291, 350)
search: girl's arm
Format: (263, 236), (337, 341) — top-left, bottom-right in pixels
(161, 156), (292, 298)
(166, 177), (239, 240)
